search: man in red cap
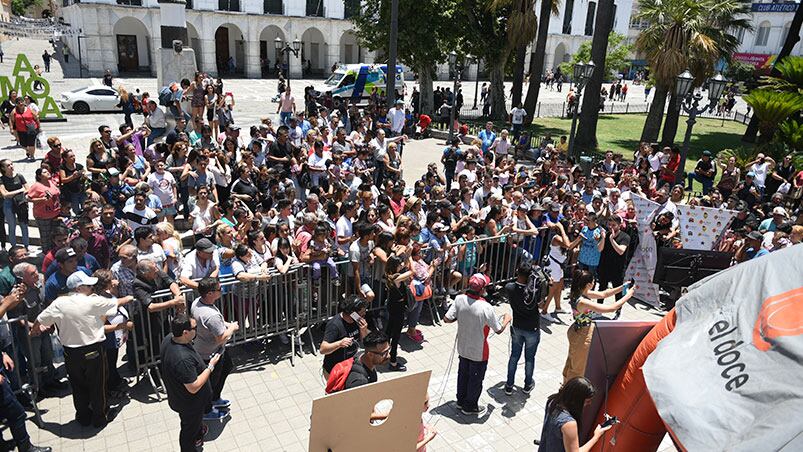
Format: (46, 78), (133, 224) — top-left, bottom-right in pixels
(444, 271), (511, 416)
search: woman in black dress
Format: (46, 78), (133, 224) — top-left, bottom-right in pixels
(384, 255), (413, 372)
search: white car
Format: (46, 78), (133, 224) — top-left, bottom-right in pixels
(60, 86), (122, 114)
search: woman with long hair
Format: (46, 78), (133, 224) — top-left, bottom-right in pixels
(10, 97), (39, 161)
(86, 138), (113, 179)
(166, 142), (190, 217)
(538, 376), (613, 451)
(542, 221), (580, 322)
(155, 222), (183, 279)
(204, 84), (219, 137)
(385, 255), (413, 371)
(117, 85), (135, 128)
(0, 159), (29, 248)
(189, 185), (221, 242)
(189, 72), (206, 122)
(562, 270), (633, 383)
(28, 166), (60, 252)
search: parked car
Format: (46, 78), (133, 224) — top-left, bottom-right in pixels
(59, 86), (122, 114)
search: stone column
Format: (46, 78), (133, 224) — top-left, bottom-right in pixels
(288, 49), (302, 79)
(246, 40), (261, 79)
(200, 38), (217, 75)
(157, 0), (197, 87)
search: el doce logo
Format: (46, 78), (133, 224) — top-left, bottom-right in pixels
(752, 287), (803, 352)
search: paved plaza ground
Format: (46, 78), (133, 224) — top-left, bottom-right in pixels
(1, 38), (680, 451)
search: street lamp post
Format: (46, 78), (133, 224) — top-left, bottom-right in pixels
(674, 70), (728, 185)
(274, 37), (301, 89)
(567, 60), (595, 161)
(77, 29), (86, 78)
(447, 51), (475, 142)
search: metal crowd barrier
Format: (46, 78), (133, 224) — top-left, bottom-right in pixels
(0, 317), (44, 426)
(125, 233), (551, 395)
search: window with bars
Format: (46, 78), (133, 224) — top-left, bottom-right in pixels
(186, 0), (193, 8)
(264, 0), (282, 14)
(306, 0), (324, 16)
(219, 0), (240, 12)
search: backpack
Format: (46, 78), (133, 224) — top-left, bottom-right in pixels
(526, 265), (551, 307)
(158, 86), (173, 107)
(325, 357), (355, 394)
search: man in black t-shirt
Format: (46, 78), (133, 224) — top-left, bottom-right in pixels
(319, 297), (368, 378)
(686, 150), (716, 194)
(598, 216), (631, 306)
(344, 331), (389, 390)
(504, 263), (541, 395)
(268, 125), (292, 177)
(160, 313), (220, 452)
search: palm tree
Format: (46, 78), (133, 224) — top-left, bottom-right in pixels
(523, 0), (561, 123)
(744, 56), (803, 143)
(635, 0), (750, 144)
(493, 0), (539, 109)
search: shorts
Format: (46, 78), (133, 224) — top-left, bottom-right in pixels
(547, 259), (564, 282)
(159, 204), (177, 218)
(206, 108), (214, 122)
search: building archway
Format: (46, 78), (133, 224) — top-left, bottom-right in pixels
(112, 17), (151, 73)
(339, 30), (360, 64)
(215, 23), (246, 76)
(553, 42), (567, 71)
(259, 25), (286, 77)
(186, 22), (202, 70)
(301, 27), (326, 76)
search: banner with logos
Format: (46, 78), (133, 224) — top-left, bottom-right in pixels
(624, 194), (661, 307)
(643, 245), (803, 452)
(676, 204), (737, 251)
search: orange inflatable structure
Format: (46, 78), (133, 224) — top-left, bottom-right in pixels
(590, 309), (678, 452)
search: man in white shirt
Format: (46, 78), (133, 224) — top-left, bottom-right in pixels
(179, 238), (220, 289)
(307, 141), (331, 187)
(369, 129), (405, 187)
(146, 101), (167, 145)
(276, 86), (295, 126)
(147, 160), (178, 220)
(748, 153), (775, 192)
(509, 103), (526, 139)
(123, 190), (158, 231)
(336, 201), (358, 255)
(388, 99), (406, 136)
(33, 271), (131, 428)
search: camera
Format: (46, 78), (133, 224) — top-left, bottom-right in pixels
(172, 40), (183, 54)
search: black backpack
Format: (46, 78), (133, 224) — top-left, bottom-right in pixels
(525, 265), (551, 307)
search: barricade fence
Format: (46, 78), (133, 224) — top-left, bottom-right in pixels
(122, 232), (553, 395)
(1, 317), (45, 426)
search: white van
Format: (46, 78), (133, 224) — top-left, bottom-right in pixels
(315, 63), (405, 108)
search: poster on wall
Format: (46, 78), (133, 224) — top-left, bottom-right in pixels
(676, 204), (737, 251)
(624, 194), (662, 307)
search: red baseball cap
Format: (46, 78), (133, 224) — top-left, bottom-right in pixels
(468, 273), (491, 293)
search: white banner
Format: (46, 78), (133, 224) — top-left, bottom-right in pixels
(643, 245), (803, 451)
(624, 194), (661, 307)
(676, 204), (737, 251)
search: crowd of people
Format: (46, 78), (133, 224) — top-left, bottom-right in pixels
(0, 68), (799, 452)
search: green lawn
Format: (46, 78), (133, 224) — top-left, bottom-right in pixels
(473, 114), (749, 173)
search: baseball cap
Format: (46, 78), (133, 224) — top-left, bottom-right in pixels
(550, 202), (561, 212)
(195, 238), (216, 254)
(530, 203), (544, 211)
(107, 168), (120, 177)
(772, 206), (788, 217)
(433, 222), (450, 232)
(55, 247), (77, 262)
(395, 99), (403, 105)
(66, 271), (98, 289)
(227, 124), (241, 131)
(468, 273), (491, 293)
(747, 231), (763, 241)
(702, 150), (712, 157)
(746, 171), (755, 178)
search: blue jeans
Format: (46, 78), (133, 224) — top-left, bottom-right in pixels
(280, 111), (292, 126)
(456, 357), (487, 411)
(3, 200), (28, 248)
(407, 296), (423, 329)
(506, 327), (541, 388)
(148, 127), (166, 145)
(687, 173), (714, 194)
(0, 368), (30, 447)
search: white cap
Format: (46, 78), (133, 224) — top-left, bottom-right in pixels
(772, 206), (788, 217)
(66, 271), (98, 289)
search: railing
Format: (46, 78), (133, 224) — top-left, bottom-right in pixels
(127, 232), (552, 396)
(1, 317), (45, 426)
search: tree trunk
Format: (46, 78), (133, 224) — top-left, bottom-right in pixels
(743, 4), (802, 144)
(511, 44), (526, 107)
(574, 0), (615, 154)
(418, 66), (435, 116)
(641, 85), (668, 142)
(523, 0), (552, 124)
(488, 62), (508, 120)
(660, 92), (680, 146)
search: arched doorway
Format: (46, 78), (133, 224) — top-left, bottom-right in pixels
(553, 43), (566, 72)
(300, 27), (326, 77)
(339, 30), (360, 64)
(113, 17), (151, 73)
(259, 25), (285, 77)
(215, 23), (246, 76)
(186, 22), (202, 70)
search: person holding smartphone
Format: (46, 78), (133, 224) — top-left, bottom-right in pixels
(537, 377), (614, 451)
(319, 297), (368, 380)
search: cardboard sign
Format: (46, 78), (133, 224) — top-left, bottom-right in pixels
(0, 54), (63, 120)
(676, 204), (737, 251)
(309, 370), (431, 452)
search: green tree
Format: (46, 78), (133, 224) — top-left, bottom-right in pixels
(744, 56), (803, 144)
(559, 32), (633, 81)
(352, 0), (458, 116)
(11, 0), (42, 16)
(725, 61), (756, 83)
(492, 0), (539, 107)
(634, 0), (750, 145)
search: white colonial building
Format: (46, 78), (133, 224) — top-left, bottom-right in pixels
(58, 0), (369, 77)
(734, 1), (802, 69)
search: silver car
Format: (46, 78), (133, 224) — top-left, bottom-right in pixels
(60, 86), (122, 114)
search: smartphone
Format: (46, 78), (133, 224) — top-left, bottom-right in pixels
(622, 282), (630, 296)
(350, 312), (361, 322)
(601, 416), (620, 428)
